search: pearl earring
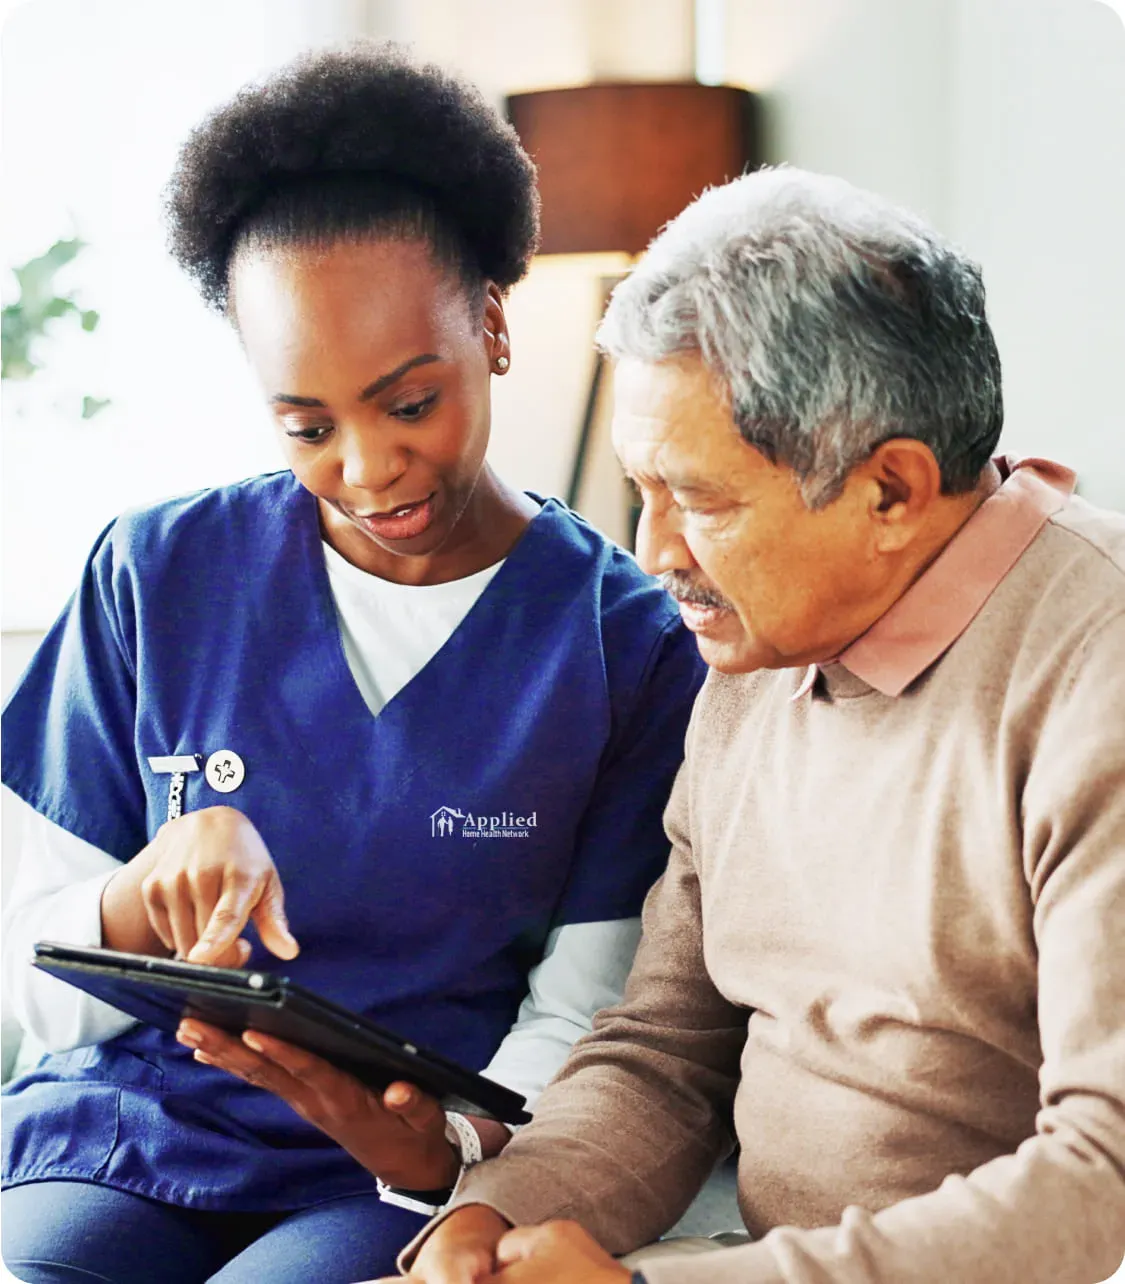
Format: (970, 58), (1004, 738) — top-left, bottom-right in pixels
(495, 355), (510, 372)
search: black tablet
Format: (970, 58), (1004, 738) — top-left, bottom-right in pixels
(32, 941), (531, 1126)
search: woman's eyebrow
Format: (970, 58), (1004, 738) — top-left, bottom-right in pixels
(269, 353), (443, 408)
(358, 353), (442, 400)
(270, 393), (325, 407)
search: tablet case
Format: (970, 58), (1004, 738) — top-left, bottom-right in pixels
(32, 941), (531, 1125)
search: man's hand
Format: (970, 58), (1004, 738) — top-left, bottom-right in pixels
(176, 1022), (462, 1189)
(101, 806), (298, 965)
(492, 1221), (631, 1283)
(399, 1204), (513, 1282)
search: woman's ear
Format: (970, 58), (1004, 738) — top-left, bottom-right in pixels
(483, 282), (511, 373)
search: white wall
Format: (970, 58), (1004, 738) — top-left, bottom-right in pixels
(948, 0), (1125, 506)
(725, 0), (955, 226)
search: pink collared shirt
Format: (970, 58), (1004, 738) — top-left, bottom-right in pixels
(792, 456), (1078, 700)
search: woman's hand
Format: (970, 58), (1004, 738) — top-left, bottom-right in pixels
(101, 806), (298, 966)
(176, 1020), (464, 1189)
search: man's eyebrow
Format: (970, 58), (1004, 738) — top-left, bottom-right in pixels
(667, 478), (725, 495)
(359, 353), (442, 401)
(622, 468), (717, 491)
(268, 354), (443, 408)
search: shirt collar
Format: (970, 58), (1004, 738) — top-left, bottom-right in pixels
(792, 456), (1077, 701)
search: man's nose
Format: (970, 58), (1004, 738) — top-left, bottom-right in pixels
(634, 500), (694, 578)
(338, 427), (408, 493)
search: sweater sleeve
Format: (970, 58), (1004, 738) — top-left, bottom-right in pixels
(400, 758), (747, 1269)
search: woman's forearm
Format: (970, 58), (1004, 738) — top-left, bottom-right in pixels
(467, 1115), (513, 1160)
(99, 845), (167, 956)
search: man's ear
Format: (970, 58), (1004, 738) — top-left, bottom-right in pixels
(865, 439), (943, 550)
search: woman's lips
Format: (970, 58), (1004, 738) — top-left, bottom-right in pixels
(353, 494), (436, 542)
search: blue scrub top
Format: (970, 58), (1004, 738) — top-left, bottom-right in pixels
(2, 471), (704, 1211)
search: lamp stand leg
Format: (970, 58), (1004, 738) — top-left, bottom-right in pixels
(566, 347), (606, 509)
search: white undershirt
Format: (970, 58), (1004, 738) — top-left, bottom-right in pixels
(1, 541), (642, 1107)
(322, 540), (503, 715)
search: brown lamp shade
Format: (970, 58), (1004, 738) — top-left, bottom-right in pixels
(506, 82), (759, 257)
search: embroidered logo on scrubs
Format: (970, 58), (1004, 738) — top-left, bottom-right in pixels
(431, 806), (536, 839)
(431, 806), (466, 837)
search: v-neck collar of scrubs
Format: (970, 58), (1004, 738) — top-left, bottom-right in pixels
(281, 480), (573, 790)
(321, 539), (506, 717)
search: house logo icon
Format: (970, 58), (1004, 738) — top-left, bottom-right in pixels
(431, 806), (466, 838)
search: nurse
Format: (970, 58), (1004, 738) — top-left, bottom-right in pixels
(0, 43), (704, 1284)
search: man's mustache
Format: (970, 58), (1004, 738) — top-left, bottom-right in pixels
(660, 572), (734, 611)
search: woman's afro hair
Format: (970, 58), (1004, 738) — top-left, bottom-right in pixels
(164, 41), (540, 312)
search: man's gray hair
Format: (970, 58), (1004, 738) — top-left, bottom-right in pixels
(597, 167), (1003, 508)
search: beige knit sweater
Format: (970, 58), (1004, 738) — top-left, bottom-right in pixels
(411, 464), (1125, 1283)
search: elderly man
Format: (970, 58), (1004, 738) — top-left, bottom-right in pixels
(389, 168), (1125, 1284)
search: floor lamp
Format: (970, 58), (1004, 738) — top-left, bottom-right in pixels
(506, 82), (760, 531)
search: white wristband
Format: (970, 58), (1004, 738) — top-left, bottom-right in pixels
(444, 1111), (483, 1168)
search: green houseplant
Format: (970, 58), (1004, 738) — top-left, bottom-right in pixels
(2, 237), (109, 418)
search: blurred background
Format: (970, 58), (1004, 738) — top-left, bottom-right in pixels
(2, 0), (1124, 661)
